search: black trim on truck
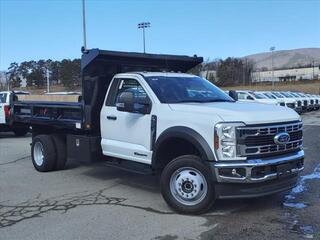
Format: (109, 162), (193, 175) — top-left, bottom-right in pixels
(152, 126), (215, 169)
(150, 115), (157, 150)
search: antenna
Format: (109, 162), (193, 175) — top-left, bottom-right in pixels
(81, 0), (87, 52)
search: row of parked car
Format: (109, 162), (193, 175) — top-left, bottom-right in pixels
(230, 90), (320, 114)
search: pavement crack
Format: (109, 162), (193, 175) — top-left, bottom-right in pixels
(0, 156), (29, 166)
(0, 186), (174, 228)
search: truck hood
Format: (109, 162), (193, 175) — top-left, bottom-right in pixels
(169, 101), (300, 124)
(255, 99), (278, 104)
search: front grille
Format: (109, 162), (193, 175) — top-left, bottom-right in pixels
(280, 102), (285, 106)
(286, 103), (295, 108)
(237, 121), (303, 158)
(303, 100), (308, 106)
(297, 101), (301, 107)
(316, 99), (319, 104)
(310, 100), (314, 105)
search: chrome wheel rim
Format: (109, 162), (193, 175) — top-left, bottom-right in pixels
(34, 141), (44, 166)
(169, 167), (208, 206)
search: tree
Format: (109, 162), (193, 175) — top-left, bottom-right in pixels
(7, 62), (22, 88)
(216, 58), (255, 86)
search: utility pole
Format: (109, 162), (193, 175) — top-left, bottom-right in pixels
(270, 46), (275, 90)
(138, 22), (151, 53)
(312, 59), (315, 80)
(46, 69), (50, 93)
(6, 72), (9, 91)
(82, 0), (87, 51)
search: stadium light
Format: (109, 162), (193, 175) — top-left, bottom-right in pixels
(138, 22), (151, 53)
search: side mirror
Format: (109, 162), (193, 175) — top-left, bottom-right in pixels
(229, 90), (238, 101)
(116, 91), (134, 112)
(116, 91), (151, 114)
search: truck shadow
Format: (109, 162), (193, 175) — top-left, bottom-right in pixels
(80, 161), (287, 213)
(0, 133), (31, 139)
(81, 162), (160, 194)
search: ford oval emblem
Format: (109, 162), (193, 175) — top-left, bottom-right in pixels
(274, 132), (290, 145)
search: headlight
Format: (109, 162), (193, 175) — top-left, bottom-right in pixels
(214, 122), (246, 161)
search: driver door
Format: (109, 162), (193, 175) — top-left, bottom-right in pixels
(0, 93), (8, 124)
(100, 77), (153, 164)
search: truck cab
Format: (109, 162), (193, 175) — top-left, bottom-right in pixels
(12, 49), (305, 214)
(0, 91), (30, 136)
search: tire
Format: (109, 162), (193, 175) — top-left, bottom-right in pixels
(51, 134), (67, 170)
(31, 135), (56, 172)
(160, 155), (215, 214)
(13, 127), (29, 137)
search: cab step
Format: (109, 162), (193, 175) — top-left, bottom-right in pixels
(103, 158), (153, 175)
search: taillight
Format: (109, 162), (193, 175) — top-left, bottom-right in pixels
(4, 105), (10, 118)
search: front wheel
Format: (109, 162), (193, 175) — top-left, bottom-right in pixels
(160, 155), (215, 214)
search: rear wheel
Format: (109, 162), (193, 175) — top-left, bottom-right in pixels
(13, 127), (29, 137)
(160, 155), (215, 214)
(31, 135), (56, 172)
(51, 134), (67, 170)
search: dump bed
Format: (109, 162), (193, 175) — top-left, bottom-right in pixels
(13, 49), (203, 134)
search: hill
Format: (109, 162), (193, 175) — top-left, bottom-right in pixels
(243, 48), (320, 70)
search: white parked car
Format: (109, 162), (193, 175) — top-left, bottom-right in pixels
(258, 91), (286, 107)
(268, 91), (300, 113)
(236, 90), (278, 105)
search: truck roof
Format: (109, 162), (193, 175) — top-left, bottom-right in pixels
(81, 49), (203, 73)
(118, 72), (196, 78)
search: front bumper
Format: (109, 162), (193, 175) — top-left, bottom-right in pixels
(294, 106), (303, 114)
(210, 150), (304, 198)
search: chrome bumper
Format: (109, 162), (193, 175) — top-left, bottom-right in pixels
(212, 150), (304, 183)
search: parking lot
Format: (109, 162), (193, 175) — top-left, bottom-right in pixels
(0, 111), (319, 240)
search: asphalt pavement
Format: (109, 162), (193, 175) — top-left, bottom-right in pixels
(0, 111), (319, 240)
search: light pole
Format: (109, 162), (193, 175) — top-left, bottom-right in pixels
(82, 0), (87, 52)
(138, 22), (151, 53)
(46, 69), (50, 93)
(270, 46), (275, 89)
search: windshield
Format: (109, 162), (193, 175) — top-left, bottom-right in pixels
(290, 92), (300, 98)
(144, 76), (234, 103)
(280, 92), (293, 98)
(262, 93), (276, 99)
(250, 92), (267, 99)
(272, 92), (284, 98)
(0, 93), (7, 103)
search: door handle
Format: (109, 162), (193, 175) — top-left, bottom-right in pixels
(107, 115), (117, 120)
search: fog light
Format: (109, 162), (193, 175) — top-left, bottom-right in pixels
(218, 168), (246, 178)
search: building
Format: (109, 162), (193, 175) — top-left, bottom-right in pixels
(251, 66), (320, 82)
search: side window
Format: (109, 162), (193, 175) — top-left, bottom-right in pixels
(246, 95), (254, 100)
(0, 93), (7, 103)
(237, 92), (246, 100)
(105, 78), (121, 106)
(113, 78), (149, 106)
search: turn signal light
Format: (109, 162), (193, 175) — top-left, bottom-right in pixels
(4, 105), (10, 118)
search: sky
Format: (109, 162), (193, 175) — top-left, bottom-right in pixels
(0, 0), (319, 71)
